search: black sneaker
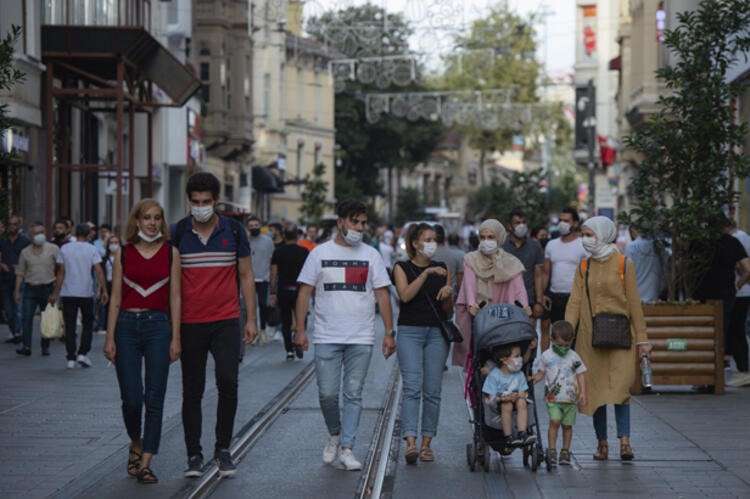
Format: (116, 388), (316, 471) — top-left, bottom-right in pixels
(214, 449), (237, 477)
(16, 347), (31, 356)
(286, 351), (295, 361)
(509, 434), (523, 447)
(294, 346), (304, 359)
(184, 454), (204, 478)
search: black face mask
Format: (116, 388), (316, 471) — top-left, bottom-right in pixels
(249, 228), (261, 237)
(539, 237), (549, 249)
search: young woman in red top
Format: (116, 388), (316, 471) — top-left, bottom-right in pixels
(103, 199), (181, 484)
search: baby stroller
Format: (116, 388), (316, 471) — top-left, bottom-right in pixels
(465, 303), (550, 472)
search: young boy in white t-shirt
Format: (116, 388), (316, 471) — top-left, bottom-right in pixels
(531, 320), (587, 466)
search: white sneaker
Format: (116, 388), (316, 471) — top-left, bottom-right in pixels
(726, 372), (750, 387)
(77, 354), (92, 368)
(323, 434), (340, 464)
(66, 360), (76, 369)
(337, 449), (362, 471)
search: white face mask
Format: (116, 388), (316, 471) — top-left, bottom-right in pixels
(420, 241), (437, 259)
(191, 204), (215, 223)
(505, 357), (524, 373)
(479, 239), (498, 255)
(557, 221), (571, 236)
(32, 234), (46, 246)
(343, 228), (362, 246)
(109, 244), (120, 253)
(514, 223), (528, 239)
(138, 229), (162, 243)
(581, 236), (597, 253)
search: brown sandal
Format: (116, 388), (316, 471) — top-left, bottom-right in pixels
(593, 440), (608, 461)
(419, 447), (435, 462)
(405, 445), (418, 465)
(127, 447), (142, 477)
(620, 442), (634, 461)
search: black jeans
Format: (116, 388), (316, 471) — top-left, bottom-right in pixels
(22, 283), (54, 350)
(728, 296), (749, 372)
(279, 287), (299, 353)
(548, 292), (570, 323)
(61, 296), (95, 361)
(181, 319), (241, 457)
(255, 281), (269, 330)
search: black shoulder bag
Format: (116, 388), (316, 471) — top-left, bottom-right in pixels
(584, 257), (632, 349)
(404, 262), (463, 343)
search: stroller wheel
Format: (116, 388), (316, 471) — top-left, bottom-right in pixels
(467, 443), (476, 472)
(531, 446), (540, 472)
(522, 447), (530, 467)
(482, 445), (491, 472)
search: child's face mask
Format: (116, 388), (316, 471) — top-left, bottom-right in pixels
(552, 344), (570, 357)
(505, 357), (523, 372)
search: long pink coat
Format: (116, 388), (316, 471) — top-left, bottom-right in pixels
(451, 262), (528, 368)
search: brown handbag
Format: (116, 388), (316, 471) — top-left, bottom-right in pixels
(583, 257), (632, 349)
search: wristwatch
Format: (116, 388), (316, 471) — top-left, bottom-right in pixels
(387, 330), (397, 338)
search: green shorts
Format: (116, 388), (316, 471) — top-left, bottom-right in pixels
(546, 402), (577, 426)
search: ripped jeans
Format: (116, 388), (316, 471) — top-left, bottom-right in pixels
(314, 343), (373, 449)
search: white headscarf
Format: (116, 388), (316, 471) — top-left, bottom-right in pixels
(582, 216), (620, 261)
(465, 219), (525, 303)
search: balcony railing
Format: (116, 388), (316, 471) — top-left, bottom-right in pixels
(44, 0), (152, 31)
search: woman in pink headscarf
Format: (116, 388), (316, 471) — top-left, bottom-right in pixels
(452, 219), (528, 368)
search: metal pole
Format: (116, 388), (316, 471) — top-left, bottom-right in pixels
(586, 79), (596, 217)
(45, 62), (54, 232)
(116, 60), (124, 232)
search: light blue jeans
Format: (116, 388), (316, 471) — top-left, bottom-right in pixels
(314, 343), (373, 449)
(397, 325), (449, 438)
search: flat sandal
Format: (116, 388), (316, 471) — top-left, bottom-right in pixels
(419, 447), (435, 462)
(127, 447), (142, 477)
(593, 441), (608, 461)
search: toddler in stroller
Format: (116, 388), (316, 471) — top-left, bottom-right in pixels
(466, 303), (547, 472)
(482, 344), (536, 448)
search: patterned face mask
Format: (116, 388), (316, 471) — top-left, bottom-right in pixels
(552, 344), (570, 357)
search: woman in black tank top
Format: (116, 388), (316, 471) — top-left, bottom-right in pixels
(392, 223), (453, 465)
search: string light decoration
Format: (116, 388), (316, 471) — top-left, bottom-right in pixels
(365, 89), (556, 130)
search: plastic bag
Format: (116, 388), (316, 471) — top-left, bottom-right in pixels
(41, 303), (64, 339)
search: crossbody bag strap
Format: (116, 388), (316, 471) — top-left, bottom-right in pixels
(403, 261), (445, 323)
(583, 257), (594, 320)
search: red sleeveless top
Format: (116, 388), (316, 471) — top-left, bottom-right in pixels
(121, 243), (170, 313)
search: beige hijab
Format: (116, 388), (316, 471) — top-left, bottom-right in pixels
(465, 219), (526, 303)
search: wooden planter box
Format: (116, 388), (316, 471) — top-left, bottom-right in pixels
(632, 301), (724, 394)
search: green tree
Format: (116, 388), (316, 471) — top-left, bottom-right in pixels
(300, 163), (329, 224)
(0, 26), (24, 215)
(395, 187), (424, 226)
(437, 5), (541, 185)
(307, 4), (445, 205)
(469, 168), (548, 228)
(620, 0), (750, 300)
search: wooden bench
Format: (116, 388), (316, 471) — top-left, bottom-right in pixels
(632, 301), (724, 394)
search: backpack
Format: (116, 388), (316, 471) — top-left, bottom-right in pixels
(578, 254), (627, 292)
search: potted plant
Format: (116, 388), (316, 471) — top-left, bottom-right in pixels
(620, 1), (750, 393)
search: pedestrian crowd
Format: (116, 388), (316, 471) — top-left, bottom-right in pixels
(4, 180), (750, 484)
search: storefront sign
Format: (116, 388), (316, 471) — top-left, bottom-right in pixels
(666, 339), (688, 351)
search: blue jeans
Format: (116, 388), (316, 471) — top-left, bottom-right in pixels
(397, 325), (449, 438)
(593, 404), (631, 440)
(114, 310), (172, 455)
(22, 283), (54, 350)
(314, 343), (373, 449)
(1, 278), (20, 335)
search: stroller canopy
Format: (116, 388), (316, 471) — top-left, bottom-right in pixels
(472, 303), (537, 354)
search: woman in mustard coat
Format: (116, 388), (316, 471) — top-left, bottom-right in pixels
(565, 216), (653, 461)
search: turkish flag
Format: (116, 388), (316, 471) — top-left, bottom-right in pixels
(598, 135), (617, 166)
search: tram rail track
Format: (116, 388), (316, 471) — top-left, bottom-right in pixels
(178, 362), (316, 499)
(179, 354), (402, 499)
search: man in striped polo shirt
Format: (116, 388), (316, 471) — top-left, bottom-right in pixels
(172, 172), (258, 478)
